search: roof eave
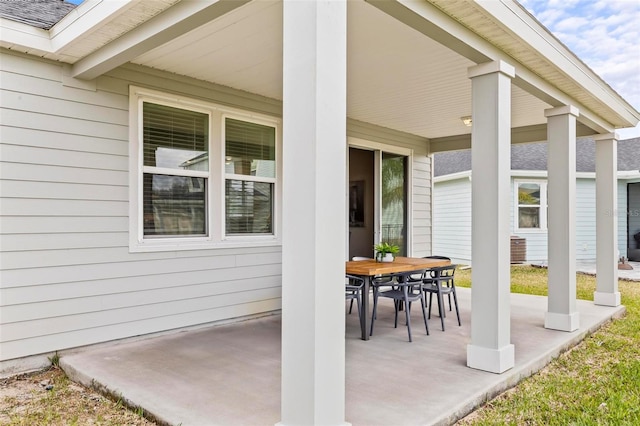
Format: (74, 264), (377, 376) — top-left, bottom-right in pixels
(471, 0), (640, 128)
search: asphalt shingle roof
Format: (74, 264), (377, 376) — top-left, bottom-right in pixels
(434, 137), (640, 177)
(0, 0), (76, 30)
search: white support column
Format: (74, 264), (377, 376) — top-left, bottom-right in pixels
(545, 106), (580, 332)
(279, 1), (348, 426)
(466, 61), (515, 374)
(594, 133), (621, 306)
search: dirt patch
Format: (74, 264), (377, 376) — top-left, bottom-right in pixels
(0, 367), (156, 425)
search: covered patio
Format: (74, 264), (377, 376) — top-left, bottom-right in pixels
(60, 288), (624, 425)
(2, 0), (639, 424)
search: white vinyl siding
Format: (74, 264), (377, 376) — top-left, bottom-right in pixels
(432, 177), (472, 264)
(624, 181), (640, 258)
(433, 175), (630, 265)
(0, 52), (282, 363)
(0, 52), (431, 366)
(575, 178), (597, 260)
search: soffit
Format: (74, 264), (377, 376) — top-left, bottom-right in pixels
(428, 0), (631, 128)
(55, 0), (181, 61)
(130, 0), (551, 140)
(0, 0), (180, 62)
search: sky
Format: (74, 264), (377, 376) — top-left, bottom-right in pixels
(520, 0), (640, 139)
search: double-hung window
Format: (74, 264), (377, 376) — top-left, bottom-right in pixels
(224, 118), (276, 235)
(142, 102), (209, 237)
(130, 87), (280, 251)
(516, 181), (547, 230)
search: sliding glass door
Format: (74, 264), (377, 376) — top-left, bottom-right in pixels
(381, 152), (407, 256)
(348, 143), (409, 259)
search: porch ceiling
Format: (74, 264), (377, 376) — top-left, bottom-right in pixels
(129, 0), (551, 141)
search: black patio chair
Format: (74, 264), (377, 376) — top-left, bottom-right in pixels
(422, 264), (461, 331)
(347, 257), (372, 315)
(346, 274), (364, 323)
(370, 273), (429, 342)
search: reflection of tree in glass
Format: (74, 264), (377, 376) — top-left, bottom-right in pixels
(381, 155), (404, 209)
(381, 154), (406, 255)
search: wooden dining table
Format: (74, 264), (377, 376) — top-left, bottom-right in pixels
(346, 256), (451, 340)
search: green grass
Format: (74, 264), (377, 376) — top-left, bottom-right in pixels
(455, 265), (640, 425)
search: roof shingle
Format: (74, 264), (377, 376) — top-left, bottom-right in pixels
(434, 137), (640, 177)
(0, 0), (76, 30)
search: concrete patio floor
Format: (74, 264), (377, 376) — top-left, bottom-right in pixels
(60, 287), (625, 426)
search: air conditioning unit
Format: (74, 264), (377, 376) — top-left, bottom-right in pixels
(510, 236), (526, 264)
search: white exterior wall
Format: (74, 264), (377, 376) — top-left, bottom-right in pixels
(512, 178), (618, 262)
(617, 180), (629, 258)
(434, 174), (630, 264)
(432, 176), (472, 264)
(0, 51), (433, 368)
(0, 51), (286, 366)
(575, 178), (597, 260)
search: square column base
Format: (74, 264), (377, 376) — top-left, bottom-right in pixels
(544, 311), (579, 331)
(594, 291), (621, 307)
(467, 344), (514, 374)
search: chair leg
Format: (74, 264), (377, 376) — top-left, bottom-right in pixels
(452, 288), (461, 326)
(370, 288), (378, 336)
(393, 301), (399, 328)
(420, 296), (429, 336)
(432, 289), (445, 331)
(404, 297), (412, 342)
(349, 297), (354, 314)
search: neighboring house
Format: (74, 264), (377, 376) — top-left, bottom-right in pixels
(433, 138), (640, 264)
(1, 1), (639, 423)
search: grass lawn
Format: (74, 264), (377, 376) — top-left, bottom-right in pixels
(455, 266), (640, 425)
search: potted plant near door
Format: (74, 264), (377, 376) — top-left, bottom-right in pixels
(374, 242), (400, 262)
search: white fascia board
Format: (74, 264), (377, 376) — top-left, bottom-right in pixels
(511, 170), (549, 179)
(619, 172), (640, 180)
(71, 0), (250, 80)
(49, 0), (136, 52)
(0, 1), (135, 55)
(476, 0), (640, 127)
(437, 170), (638, 182)
(512, 170), (595, 179)
(434, 170), (471, 183)
(0, 18), (53, 52)
(368, 0), (622, 134)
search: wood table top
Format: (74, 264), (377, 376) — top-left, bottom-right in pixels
(345, 256), (450, 276)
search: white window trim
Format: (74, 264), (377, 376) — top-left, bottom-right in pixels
(129, 86), (282, 252)
(514, 179), (548, 232)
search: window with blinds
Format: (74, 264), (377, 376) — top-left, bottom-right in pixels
(142, 102), (209, 237)
(224, 118), (275, 235)
(131, 87), (280, 248)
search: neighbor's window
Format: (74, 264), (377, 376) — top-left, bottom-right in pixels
(142, 102), (209, 237)
(517, 182), (547, 229)
(131, 87), (280, 250)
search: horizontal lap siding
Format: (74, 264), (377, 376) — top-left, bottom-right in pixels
(514, 179), (599, 262)
(619, 181), (631, 257)
(575, 179), (596, 260)
(0, 52), (282, 362)
(433, 178), (471, 264)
